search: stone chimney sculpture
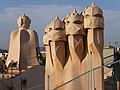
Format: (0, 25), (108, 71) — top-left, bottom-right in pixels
(43, 16), (66, 90)
(7, 14), (39, 70)
(44, 2), (104, 90)
(83, 2), (104, 90)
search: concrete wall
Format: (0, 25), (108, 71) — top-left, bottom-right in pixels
(103, 45), (114, 78)
(0, 65), (45, 90)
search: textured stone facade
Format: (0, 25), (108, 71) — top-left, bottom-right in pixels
(44, 2), (104, 90)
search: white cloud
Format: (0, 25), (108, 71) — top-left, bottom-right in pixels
(0, 5), (83, 26)
(0, 4), (120, 49)
(0, 5), (83, 49)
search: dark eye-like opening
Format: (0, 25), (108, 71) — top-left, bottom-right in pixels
(55, 27), (64, 30)
(49, 28), (52, 31)
(94, 14), (102, 17)
(85, 14), (90, 18)
(73, 13), (75, 15)
(73, 20), (82, 24)
(67, 21), (70, 24)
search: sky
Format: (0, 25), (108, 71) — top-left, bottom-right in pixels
(0, 0), (120, 49)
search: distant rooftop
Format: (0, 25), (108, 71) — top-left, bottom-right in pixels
(104, 45), (115, 49)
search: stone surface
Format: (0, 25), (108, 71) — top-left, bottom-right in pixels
(83, 2), (104, 90)
(7, 14), (39, 70)
(0, 66), (45, 90)
(44, 2), (104, 90)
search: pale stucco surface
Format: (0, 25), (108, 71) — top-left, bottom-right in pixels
(44, 2), (104, 90)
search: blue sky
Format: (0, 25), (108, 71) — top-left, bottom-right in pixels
(1, 0), (120, 10)
(0, 0), (120, 49)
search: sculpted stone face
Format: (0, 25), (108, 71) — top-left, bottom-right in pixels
(65, 9), (85, 35)
(84, 2), (104, 29)
(43, 25), (52, 46)
(65, 9), (85, 63)
(43, 16), (66, 45)
(84, 2), (104, 49)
